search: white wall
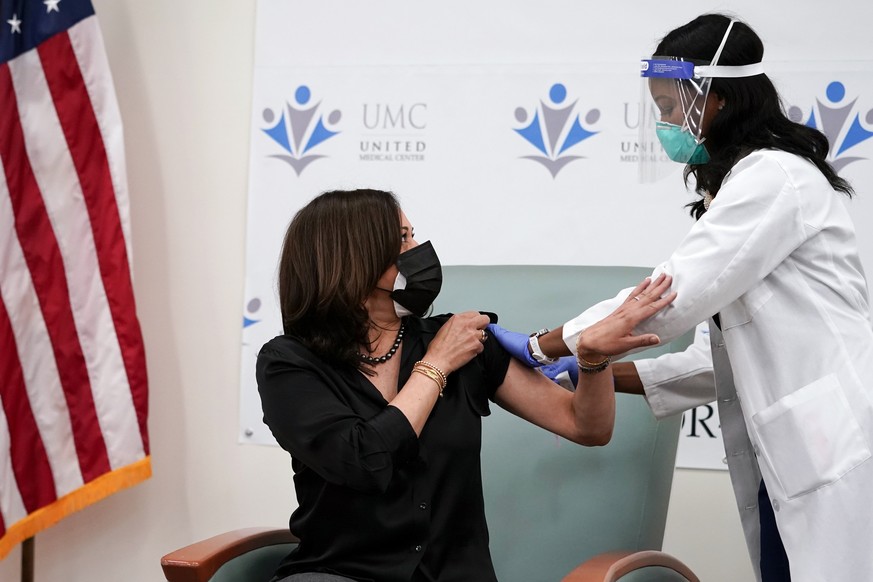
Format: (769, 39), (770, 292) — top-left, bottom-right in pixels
(2, 1), (871, 581)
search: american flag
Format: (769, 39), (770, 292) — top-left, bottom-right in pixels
(0, 0), (149, 557)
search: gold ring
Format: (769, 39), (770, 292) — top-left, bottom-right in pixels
(480, 329), (488, 342)
(633, 296), (641, 302)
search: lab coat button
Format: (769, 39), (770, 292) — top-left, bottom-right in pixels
(772, 499), (780, 512)
(414, 544), (423, 552)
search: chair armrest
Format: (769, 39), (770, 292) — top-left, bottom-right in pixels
(561, 550), (700, 582)
(161, 527), (299, 582)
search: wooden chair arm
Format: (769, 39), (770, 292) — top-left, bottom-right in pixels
(561, 550), (700, 582)
(160, 527), (299, 582)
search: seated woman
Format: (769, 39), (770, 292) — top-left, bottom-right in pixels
(256, 188), (673, 582)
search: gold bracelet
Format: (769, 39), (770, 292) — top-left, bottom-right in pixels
(577, 353), (611, 374)
(412, 365), (445, 397)
(415, 360), (448, 388)
(578, 353), (609, 367)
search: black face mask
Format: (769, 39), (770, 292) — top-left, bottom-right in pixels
(390, 241), (442, 317)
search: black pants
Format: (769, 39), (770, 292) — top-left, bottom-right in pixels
(758, 480), (791, 581)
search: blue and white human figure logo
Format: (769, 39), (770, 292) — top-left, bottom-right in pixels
(513, 83), (601, 177)
(261, 85), (342, 176)
(241, 297), (262, 348)
(789, 81), (873, 173)
(243, 297), (261, 329)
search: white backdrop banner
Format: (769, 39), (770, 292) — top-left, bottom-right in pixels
(239, 12), (873, 470)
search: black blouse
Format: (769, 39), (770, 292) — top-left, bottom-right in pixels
(256, 315), (511, 582)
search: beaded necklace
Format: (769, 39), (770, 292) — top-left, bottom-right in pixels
(358, 322), (405, 365)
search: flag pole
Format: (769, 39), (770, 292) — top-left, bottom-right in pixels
(21, 537), (34, 582)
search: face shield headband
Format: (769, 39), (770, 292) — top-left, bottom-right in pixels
(638, 20), (764, 181)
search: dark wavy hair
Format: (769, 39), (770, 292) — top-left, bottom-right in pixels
(655, 13), (853, 219)
(278, 189), (401, 371)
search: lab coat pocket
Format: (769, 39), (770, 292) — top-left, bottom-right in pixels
(752, 373), (871, 499)
(720, 280), (773, 330)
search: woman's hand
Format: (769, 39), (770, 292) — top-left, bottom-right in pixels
(424, 311), (491, 375)
(392, 311), (489, 435)
(576, 274), (677, 359)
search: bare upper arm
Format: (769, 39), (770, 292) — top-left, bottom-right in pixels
(493, 358), (579, 440)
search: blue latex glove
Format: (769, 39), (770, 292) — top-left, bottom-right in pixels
(487, 323), (541, 367)
(539, 356), (579, 389)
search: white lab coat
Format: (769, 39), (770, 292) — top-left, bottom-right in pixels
(563, 150), (873, 582)
(636, 322), (769, 577)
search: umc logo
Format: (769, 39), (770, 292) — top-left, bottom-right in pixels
(789, 81), (873, 173)
(513, 83), (601, 178)
(360, 103), (427, 162)
(261, 85), (342, 176)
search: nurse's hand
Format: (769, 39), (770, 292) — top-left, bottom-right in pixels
(487, 323), (541, 367)
(577, 274), (677, 359)
(539, 356), (579, 388)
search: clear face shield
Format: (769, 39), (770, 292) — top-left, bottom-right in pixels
(637, 20), (764, 182)
(639, 59), (714, 182)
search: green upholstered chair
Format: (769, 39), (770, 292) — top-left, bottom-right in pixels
(161, 266), (700, 582)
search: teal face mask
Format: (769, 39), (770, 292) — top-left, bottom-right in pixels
(655, 122), (710, 164)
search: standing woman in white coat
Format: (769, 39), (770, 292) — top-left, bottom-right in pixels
(489, 13), (872, 582)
